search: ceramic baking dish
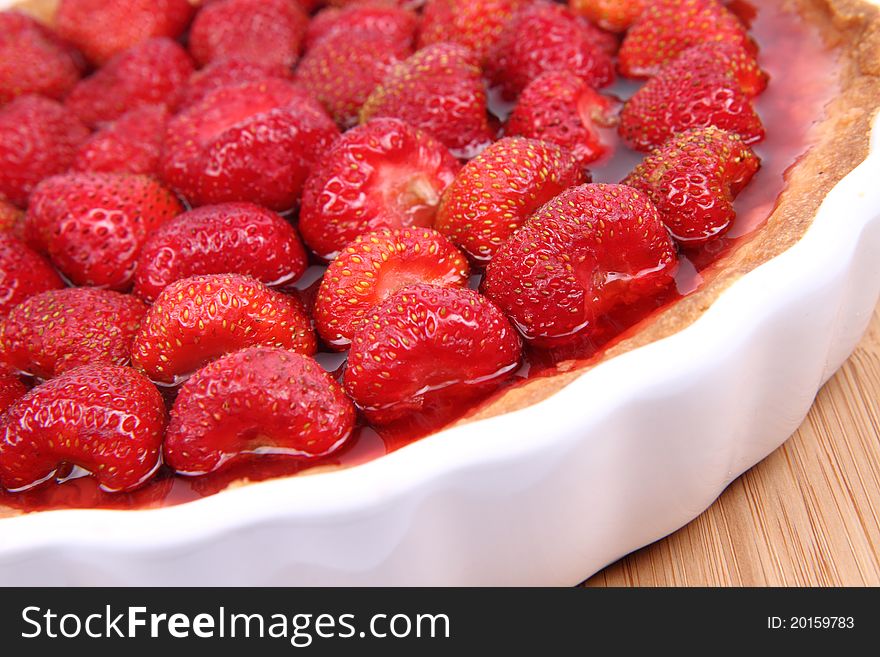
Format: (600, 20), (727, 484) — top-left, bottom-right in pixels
(1, 0), (879, 585)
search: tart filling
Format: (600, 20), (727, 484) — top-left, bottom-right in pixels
(0, 0), (878, 514)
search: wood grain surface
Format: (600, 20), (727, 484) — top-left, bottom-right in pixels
(585, 305), (880, 587)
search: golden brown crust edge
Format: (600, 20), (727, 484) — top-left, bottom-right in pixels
(466, 0), (880, 423)
(1, 0), (879, 518)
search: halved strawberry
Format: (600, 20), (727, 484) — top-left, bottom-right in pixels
(25, 173), (183, 290)
(1, 287), (147, 379)
(179, 57), (293, 109)
(188, 0), (308, 69)
(161, 79), (339, 211)
(0, 363), (26, 415)
(306, 1), (418, 50)
(131, 273), (317, 384)
(134, 202), (309, 303)
(619, 44), (766, 151)
(344, 284), (522, 423)
(482, 183), (678, 347)
(0, 11), (82, 104)
(165, 347), (356, 475)
(0, 201), (24, 238)
(360, 43), (495, 159)
(64, 37), (194, 128)
(72, 105), (169, 176)
(619, 0), (754, 78)
(314, 228), (469, 348)
(418, 0), (532, 63)
(0, 365), (166, 493)
(624, 126), (760, 244)
(435, 137), (587, 263)
(0, 95), (89, 208)
(294, 31), (411, 128)
(299, 118), (460, 259)
(56, 0), (194, 66)
(568, 0), (644, 32)
(486, 1), (616, 101)
(505, 71), (621, 167)
(0, 233), (63, 320)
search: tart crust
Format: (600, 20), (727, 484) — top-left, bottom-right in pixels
(1, 0), (879, 515)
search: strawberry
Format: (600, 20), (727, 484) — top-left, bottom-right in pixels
(55, 0), (194, 66)
(360, 43), (496, 159)
(418, 0), (532, 63)
(0, 288), (147, 380)
(160, 79), (339, 211)
(505, 72), (621, 168)
(0, 365), (166, 493)
(295, 31), (411, 128)
(188, 0), (309, 69)
(624, 126), (760, 244)
(0, 200), (24, 238)
(0, 11), (82, 104)
(435, 137), (587, 263)
(0, 95), (89, 208)
(179, 57), (294, 109)
(619, 0), (754, 78)
(482, 183), (678, 347)
(131, 273), (317, 384)
(133, 202), (309, 303)
(306, 1), (418, 50)
(486, 2), (616, 101)
(165, 347), (355, 475)
(72, 105), (169, 176)
(64, 38), (194, 128)
(299, 118), (459, 259)
(314, 228), (470, 348)
(568, 0), (644, 33)
(25, 173), (183, 290)
(0, 363), (26, 415)
(662, 42), (769, 97)
(0, 233), (63, 319)
(619, 45), (766, 151)
(343, 284), (522, 423)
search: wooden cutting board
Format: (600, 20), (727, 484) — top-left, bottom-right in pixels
(586, 305), (880, 586)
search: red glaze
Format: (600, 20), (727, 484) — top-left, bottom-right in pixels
(73, 105), (169, 176)
(133, 202), (309, 303)
(300, 118), (460, 259)
(314, 228), (470, 348)
(0, 288), (147, 380)
(161, 79), (339, 211)
(0, 233), (64, 320)
(435, 137), (588, 262)
(0, 96), (89, 208)
(0, 11), (82, 104)
(344, 284), (522, 424)
(132, 273), (317, 384)
(360, 43), (496, 159)
(64, 38), (194, 128)
(56, 0), (194, 66)
(188, 0), (308, 69)
(165, 347), (356, 475)
(0, 365), (166, 493)
(25, 173), (184, 290)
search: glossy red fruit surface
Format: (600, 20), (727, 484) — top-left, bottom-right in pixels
(165, 347), (356, 475)
(73, 105), (169, 176)
(314, 228), (470, 348)
(0, 232), (64, 320)
(0, 365), (166, 493)
(132, 273), (317, 384)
